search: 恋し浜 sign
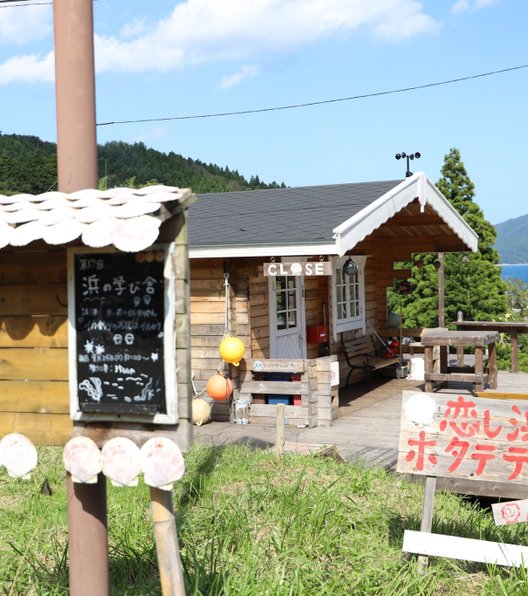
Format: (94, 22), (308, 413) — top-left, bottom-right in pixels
(397, 391), (528, 485)
(67, 248), (177, 424)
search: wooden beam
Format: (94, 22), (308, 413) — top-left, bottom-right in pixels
(403, 530), (528, 568)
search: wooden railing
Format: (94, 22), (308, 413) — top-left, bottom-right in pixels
(455, 321), (528, 373)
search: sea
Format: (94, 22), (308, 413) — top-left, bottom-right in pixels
(500, 264), (528, 283)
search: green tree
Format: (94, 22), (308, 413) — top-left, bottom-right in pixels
(504, 278), (528, 317)
(393, 148), (508, 327)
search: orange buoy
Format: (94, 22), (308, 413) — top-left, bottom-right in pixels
(206, 372), (233, 401)
(219, 335), (245, 366)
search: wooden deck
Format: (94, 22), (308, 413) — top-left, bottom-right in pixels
(194, 369), (528, 497)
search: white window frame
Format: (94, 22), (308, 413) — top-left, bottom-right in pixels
(331, 255), (367, 339)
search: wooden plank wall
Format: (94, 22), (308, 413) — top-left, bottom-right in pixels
(190, 259), (251, 394)
(189, 251), (414, 394)
(0, 248), (72, 445)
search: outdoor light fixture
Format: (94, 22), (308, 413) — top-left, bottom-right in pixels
(342, 258), (358, 276)
(395, 151), (421, 178)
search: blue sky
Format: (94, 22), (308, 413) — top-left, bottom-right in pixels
(0, 0), (526, 225)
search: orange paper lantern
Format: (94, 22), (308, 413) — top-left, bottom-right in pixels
(206, 372), (233, 401)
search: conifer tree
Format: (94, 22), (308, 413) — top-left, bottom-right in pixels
(393, 148), (508, 327)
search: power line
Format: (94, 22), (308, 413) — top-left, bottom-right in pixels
(0, 0), (50, 6)
(97, 63), (528, 128)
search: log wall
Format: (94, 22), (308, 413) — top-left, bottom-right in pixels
(0, 248), (72, 445)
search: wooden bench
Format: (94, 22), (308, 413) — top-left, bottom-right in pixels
(340, 334), (399, 386)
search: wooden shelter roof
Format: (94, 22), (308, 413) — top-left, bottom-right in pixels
(190, 172), (478, 258)
(0, 185), (193, 252)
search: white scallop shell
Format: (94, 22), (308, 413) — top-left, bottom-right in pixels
(140, 437), (185, 490)
(0, 433), (38, 479)
(101, 437), (141, 487)
(63, 436), (102, 483)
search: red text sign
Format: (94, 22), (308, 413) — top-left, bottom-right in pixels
(397, 391), (528, 485)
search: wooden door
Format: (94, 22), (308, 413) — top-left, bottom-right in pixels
(269, 274), (306, 359)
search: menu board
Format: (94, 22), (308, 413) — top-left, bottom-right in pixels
(72, 251), (168, 416)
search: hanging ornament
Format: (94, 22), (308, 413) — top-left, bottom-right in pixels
(192, 398), (212, 425)
(219, 335), (246, 366)
(206, 371), (234, 401)
(342, 258), (358, 277)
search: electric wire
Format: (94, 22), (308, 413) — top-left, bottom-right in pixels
(97, 63), (528, 127)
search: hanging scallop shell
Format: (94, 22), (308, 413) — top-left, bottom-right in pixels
(74, 201), (112, 223)
(139, 436), (185, 490)
(112, 200), (160, 218)
(0, 433), (38, 479)
(43, 219), (85, 245)
(10, 220), (46, 246)
(63, 436), (103, 483)
(82, 217), (120, 248)
(101, 437), (141, 487)
(0, 223), (14, 249)
(5, 206), (40, 224)
(112, 215), (161, 252)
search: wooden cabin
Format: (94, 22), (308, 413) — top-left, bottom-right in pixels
(187, 172), (479, 422)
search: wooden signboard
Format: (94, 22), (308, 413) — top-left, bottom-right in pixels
(397, 391), (528, 486)
(263, 262), (332, 276)
(492, 499), (528, 526)
(67, 247), (177, 424)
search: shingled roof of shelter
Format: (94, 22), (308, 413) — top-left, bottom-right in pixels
(191, 179), (399, 247)
(0, 185), (193, 252)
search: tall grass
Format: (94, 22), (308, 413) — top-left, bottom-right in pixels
(2, 443), (528, 594)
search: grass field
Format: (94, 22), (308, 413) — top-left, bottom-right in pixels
(2, 443), (528, 594)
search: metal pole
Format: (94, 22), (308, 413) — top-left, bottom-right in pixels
(67, 475), (109, 595)
(54, 0), (98, 192)
(53, 1), (107, 593)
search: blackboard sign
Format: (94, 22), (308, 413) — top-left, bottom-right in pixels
(69, 249), (176, 421)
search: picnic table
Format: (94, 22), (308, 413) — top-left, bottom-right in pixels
(421, 329), (498, 393)
(456, 320), (528, 373)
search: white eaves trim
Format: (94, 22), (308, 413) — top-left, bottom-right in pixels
(332, 172), (479, 256)
(189, 243), (338, 259)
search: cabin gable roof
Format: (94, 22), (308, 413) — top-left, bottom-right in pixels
(189, 172), (478, 258)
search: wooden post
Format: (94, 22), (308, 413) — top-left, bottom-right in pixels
(437, 253), (445, 327)
(53, 1), (108, 592)
(150, 488), (186, 596)
(418, 476), (437, 572)
(511, 331), (519, 373)
(275, 403), (285, 456)
(456, 310), (464, 366)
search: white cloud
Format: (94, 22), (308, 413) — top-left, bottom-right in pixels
(452, 0), (502, 13)
(218, 64), (260, 90)
(0, 5), (52, 46)
(0, 0), (441, 84)
(0, 52), (54, 86)
(93, 0), (440, 73)
(120, 18), (148, 39)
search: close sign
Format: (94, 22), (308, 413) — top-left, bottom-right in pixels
(264, 262), (332, 276)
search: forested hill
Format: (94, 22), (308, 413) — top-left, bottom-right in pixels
(495, 214), (528, 264)
(0, 133), (285, 195)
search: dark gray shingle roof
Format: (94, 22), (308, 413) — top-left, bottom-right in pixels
(190, 180), (400, 248)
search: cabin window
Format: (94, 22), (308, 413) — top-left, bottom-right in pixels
(332, 256), (366, 337)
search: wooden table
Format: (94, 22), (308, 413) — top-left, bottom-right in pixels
(456, 320), (528, 373)
(421, 329), (499, 392)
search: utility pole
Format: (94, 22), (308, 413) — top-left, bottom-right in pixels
(53, 1), (108, 593)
